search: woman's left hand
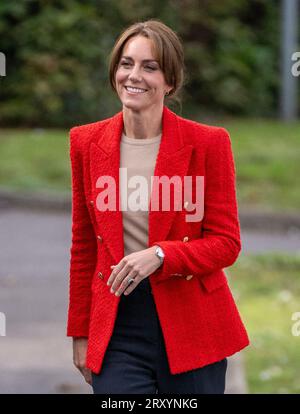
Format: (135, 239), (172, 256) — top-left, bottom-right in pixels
(107, 246), (162, 296)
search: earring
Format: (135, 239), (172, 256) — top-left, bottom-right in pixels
(165, 91), (169, 96)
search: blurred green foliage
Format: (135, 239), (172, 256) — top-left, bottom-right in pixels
(0, 0), (290, 127)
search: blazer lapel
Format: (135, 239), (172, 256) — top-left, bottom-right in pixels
(89, 106), (194, 264)
(89, 111), (124, 265)
(148, 108), (194, 248)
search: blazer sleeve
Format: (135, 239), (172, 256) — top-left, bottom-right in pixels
(151, 127), (242, 284)
(66, 127), (98, 337)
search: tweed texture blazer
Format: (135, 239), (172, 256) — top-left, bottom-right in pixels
(66, 105), (250, 375)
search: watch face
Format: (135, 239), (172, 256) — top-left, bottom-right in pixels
(156, 247), (164, 259)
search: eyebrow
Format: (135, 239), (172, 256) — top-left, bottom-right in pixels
(121, 56), (159, 63)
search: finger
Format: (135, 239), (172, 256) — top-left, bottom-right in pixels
(78, 366), (85, 379)
(79, 366), (91, 384)
(116, 269), (139, 296)
(84, 369), (92, 385)
(123, 279), (138, 296)
(107, 261), (125, 287)
(110, 262), (131, 293)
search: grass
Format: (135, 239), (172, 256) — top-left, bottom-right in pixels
(228, 252), (300, 394)
(0, 117), (299, 211)
(0, 128), (70, 193)
(220, 118), (300, 213)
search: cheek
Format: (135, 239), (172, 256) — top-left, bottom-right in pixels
(146, 81), (162, 93)
(152, 85), (165, 96)
(151, 77), (167, 93)
(115, 70), (126, 86)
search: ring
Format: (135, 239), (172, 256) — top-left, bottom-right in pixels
(127, 277), (135, 286)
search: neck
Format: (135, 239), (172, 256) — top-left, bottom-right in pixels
(122, 104), (163, 139)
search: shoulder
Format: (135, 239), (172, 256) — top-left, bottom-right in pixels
(68, 115), (114, 150)
(176, 112), (231, 149)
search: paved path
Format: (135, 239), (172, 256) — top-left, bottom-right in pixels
(0, 209), (299, 394)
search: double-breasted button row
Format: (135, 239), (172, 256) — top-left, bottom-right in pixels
(90, 199), (103, 280)
(185, 274), (194, 280)
(89, 200), (103, 243)
(171, 272), (194, 281)
(182, 235), (192, 279)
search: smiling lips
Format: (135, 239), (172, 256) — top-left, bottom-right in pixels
(125, 86), (148, 94)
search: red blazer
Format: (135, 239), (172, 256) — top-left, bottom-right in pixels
(67, 105), (250, 375)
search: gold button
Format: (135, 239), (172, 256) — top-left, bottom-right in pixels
(97, 235), (103, 242)
(90, 200), (94, 206)
(98, 272), (104, 279)
(185, 274), (193, 281)
(183, 236), (189, 242)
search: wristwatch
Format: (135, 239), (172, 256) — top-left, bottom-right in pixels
(154, 246), (165, 267)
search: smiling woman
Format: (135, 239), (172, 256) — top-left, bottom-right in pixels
(108, 21), (185, 135)
(114, 35), (172, 114)
(67, 19), (249, 395)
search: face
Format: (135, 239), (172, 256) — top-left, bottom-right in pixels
(115, 35), (172, 111)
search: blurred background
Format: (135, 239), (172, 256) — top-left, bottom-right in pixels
(0, 0), (299, 394)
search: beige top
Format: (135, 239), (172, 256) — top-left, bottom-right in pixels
(120, 131), (162, 257)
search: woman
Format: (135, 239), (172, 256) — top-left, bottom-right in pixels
(67, 19), (250, 394)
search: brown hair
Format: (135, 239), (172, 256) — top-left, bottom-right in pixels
(108, 19), (185, 106)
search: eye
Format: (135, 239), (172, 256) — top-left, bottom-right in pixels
(145, 66), (157, 71)
(120, 61), (131, 67)
(119, 61), (157, 71)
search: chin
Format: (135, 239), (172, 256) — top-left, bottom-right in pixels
(122, 98), (146, 112)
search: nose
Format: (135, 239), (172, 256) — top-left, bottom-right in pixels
(128, 65), (142, 83)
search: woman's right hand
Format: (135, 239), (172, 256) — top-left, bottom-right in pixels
(72, 337), (92, 386)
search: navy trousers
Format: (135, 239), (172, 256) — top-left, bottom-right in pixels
(91, 277), (227, 394)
